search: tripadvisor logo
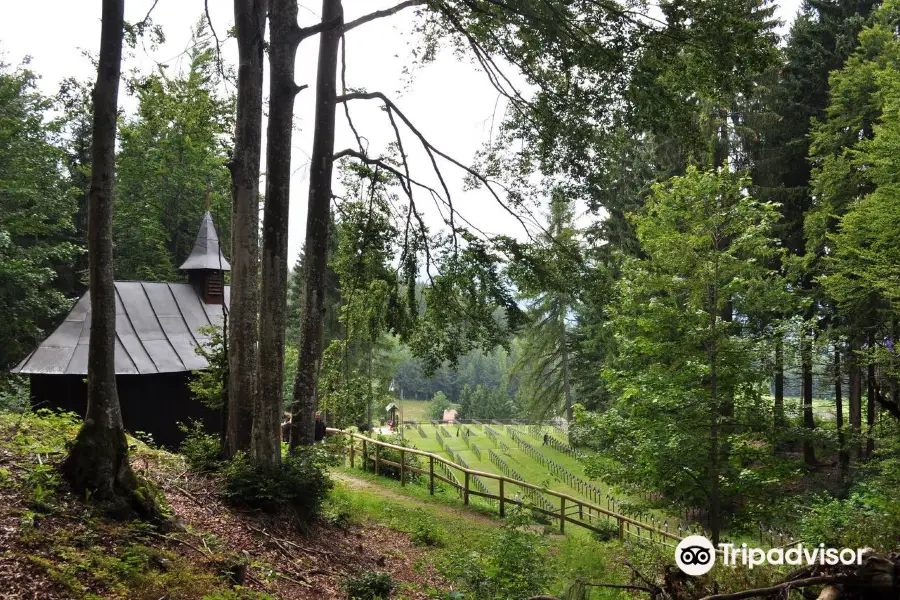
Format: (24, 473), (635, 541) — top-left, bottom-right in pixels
(676, 536), (716, 576)
(675, 535), (868, 575)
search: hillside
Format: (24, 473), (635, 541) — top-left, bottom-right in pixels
(0, 411), (452, 600)
(0, 411), (642, 600)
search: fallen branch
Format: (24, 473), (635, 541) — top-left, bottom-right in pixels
(698, 575), (849, 600)
(145, 530), (208, 558)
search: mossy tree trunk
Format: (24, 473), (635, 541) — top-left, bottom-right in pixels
(62, 0), (158, 519)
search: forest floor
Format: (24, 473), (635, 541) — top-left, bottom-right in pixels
(0, 410), (457, 600)
(0, 411), (634, 600)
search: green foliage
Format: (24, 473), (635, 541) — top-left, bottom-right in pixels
(816, 1), (900, 347)
(586, 167), (786, 537)
(508, 191), (582, 420)
(409, 514), (445, 547)
(0, 61), (82, 374)
(318, 171), (404, 428)
(428, 391), (454, 421)
(114, 22), (233, 281)
(342, 570), (394, 600)
(457, 383), (518, 421)
(798, 419), (900, 550)
(392, 344), (519, 406)
(0, 376), (29, 412)
(362, 434), (421, 483)
(440, 508), (550, 600)
(319, 494), (355, 530)
(178, 420), (221, 473)
(188, 325), (228, 410)
(283, 344), (298, 409)
(220, 447), (332, 519)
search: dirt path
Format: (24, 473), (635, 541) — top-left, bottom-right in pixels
(332, 471), (503, 528)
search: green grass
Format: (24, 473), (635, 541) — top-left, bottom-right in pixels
(404, 424), (654, 521)
(326, 467), (636, 599)
(397, 399), (432, 422)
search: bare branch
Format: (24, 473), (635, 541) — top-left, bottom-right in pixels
(339, 34), (366, 154)
(204, 0), (227, 82)
(343, 0), (422, 34)
(296, 16), (343, 43)
(699, 576), (850, 600)
(337, 91), (537, 239)
(136, 0), (160, 29)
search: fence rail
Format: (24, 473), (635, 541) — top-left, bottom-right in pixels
(329, 428), (682, 545)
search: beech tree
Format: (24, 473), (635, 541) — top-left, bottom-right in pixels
(61, 0), (158, 517)
(224, 0), (266, 459)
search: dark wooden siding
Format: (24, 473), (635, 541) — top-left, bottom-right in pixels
(29, 373), (220, 449)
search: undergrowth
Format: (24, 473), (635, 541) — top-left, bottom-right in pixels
(0, 410), (275, 599)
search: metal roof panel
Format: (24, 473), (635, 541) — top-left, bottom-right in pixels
(12, 282), (230, 375)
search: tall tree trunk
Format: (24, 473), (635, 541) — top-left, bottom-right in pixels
(558, 299), (574, 427)
(254, 0), (300, 468)
(835, 346), (848, 480)
(290, 0), (343, 448)
(774, 334), (784, 427)
(849, 337), (862, 461)
(62, 0), (156, 519)
(708, 299), (721, 547)
(866, 332), (876, 459)
(226, 0), (267, 459)
(801, 325), (817, 466)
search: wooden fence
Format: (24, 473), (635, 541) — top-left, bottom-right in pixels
(328, 428), (683, 546)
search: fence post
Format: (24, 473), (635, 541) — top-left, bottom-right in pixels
(349, 437), (355, 469)
(400, 449), (406, 486)
(362, 439), (367, 472)
(559, 497), (566, 533)
(429, 456), (434, 495)
(464, 471), (470, 505)
(499, 479), (505, 517)
(618, 518), (625, 540)
(375, 444), (381, 476)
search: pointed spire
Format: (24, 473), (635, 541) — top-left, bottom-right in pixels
(179, 211), (231, 271)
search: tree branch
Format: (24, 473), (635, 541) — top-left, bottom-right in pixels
(336, 91), (537, 239)
(136, 0), (160, 29)
(296, 16), (343, 43)
(343, 0), (422, 34)
(204, 0), (228, 83)
(699, 576), (850, 600)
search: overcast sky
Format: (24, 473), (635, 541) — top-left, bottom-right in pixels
(0, 0), (804, 267)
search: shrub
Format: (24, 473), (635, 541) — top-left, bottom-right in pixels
(428, 391), (454, 421)
(342, 570), (394, 600)
(179, 420), (222, 473)
(0, 375), (29, 412)
(362, 433), (421, 483)
(410, 515), (444, 547)
(321, 495), (354, 529)
(589, 519), (620, 542)
(221, 446), (332, 520)
(441, 508), (550, 600)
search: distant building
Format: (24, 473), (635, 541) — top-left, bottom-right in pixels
(11, 212), (230, 447)
(442, 408), (458, 423)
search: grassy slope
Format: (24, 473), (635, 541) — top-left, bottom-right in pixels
(396, 400), (432, 423)
(407, 424), (623, 512)
(329, 466), (636, 600)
